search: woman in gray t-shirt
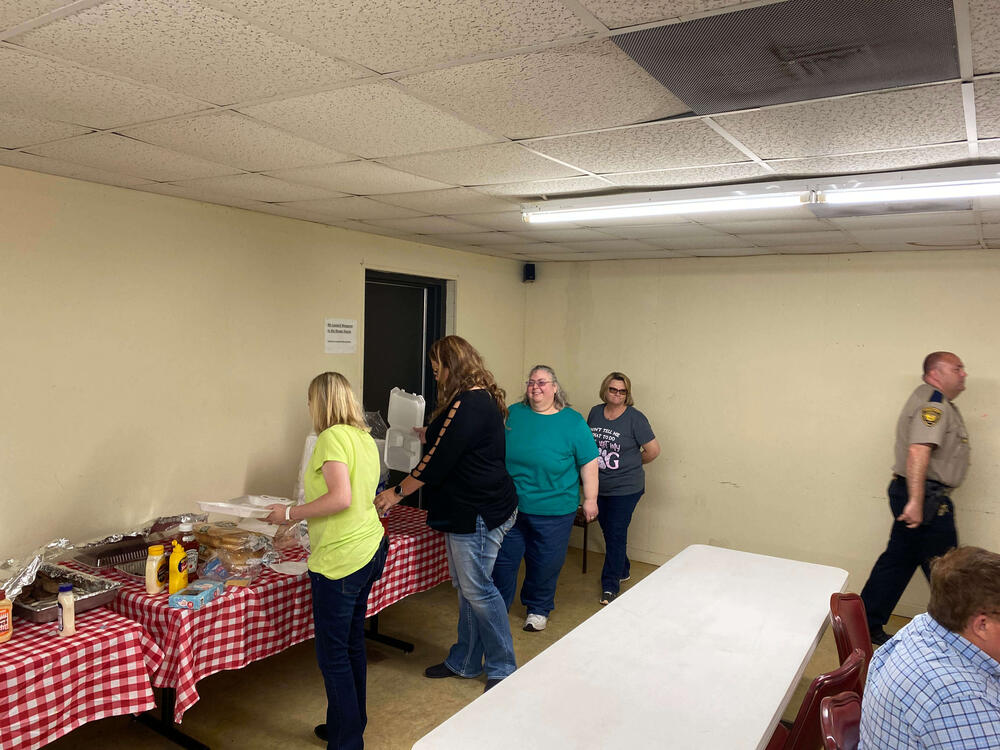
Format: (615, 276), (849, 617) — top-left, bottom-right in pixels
(587, 371), (660, 605)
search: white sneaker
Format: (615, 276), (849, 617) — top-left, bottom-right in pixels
(523, 613), (548, 632)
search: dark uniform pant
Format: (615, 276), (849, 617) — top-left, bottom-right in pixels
(860, 476), (957, 631)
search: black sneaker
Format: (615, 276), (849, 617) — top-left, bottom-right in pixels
(314, 724), (328, 742)
(484, 678), (502, 692)
(871, 627), (892, 647)
(424, 662), (460, 678)
(600, 591), (616, 605)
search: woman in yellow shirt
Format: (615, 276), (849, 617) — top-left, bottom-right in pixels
(267, 372), (386, 749)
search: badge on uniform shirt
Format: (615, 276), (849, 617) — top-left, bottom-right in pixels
(921, 406), (942, 427)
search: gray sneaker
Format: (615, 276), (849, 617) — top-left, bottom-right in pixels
(523, 613), (548, 631)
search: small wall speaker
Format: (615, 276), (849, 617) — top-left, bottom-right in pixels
(522, 263), (536, 283)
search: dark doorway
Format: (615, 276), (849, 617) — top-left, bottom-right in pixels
(363, 270), (447, 505)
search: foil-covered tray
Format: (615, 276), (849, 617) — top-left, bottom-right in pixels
(13, 563), (121, 623)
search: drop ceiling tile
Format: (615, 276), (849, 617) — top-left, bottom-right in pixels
(249, 201), (341, 224)
(768, 144), (973, 176)
(0, 0), (72, 29)
(0, 47), (205, 129)
(166, 173), (340, 202)
(371, 188), (517, 215)
(735, 231), (852, 246)
(240, 82), (502, 159)
(529, 119), (746, 173)
(398, 40), (687, 140)
(978, 140), (1000, 158)
(776, 245), (865, 254)
(604, 162), (769, 187)
(441, 232), (531, 245)
(558, 239), (662, 253)
(473, 176), (611, 197)
(275, 197), (423, 220)
(204, 0), (592, 73)
(0, 110), (90, 148)
(361, 216), (483, 234)
(687, 246), (773, 256)
(136, 182), (267, 210)
(455, 211), (534, 231)
(970, 0), (1000, 75)
(12, 0), (366, 105)
(598, 223), (728, 239)
(847, 225), (981, 245)
(859, 242), (978, 252)
(980, 223), (1000, 239)
(120, 112), (355, 172)
(580, 0), (780, 29)
(974, 79), (1000, 139)
(699, 218), (830, 234)
(648, 234), (759, 250)
(828, 211), (976, 230)
(715, 84), (966, 159)
(490, 242), (575, 254)
(979, 209), (1000, 223)
(265, 161), (453, 194)
(26, 133), (242, 181)
(571, 212), (692, 228)
(512, 227), (617, 242)
(378, 143), (582, 186)
(0, 149), (152, 187)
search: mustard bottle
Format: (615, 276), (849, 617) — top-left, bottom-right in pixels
(168, 540), (189, 594)
(0, 588), (12, 643)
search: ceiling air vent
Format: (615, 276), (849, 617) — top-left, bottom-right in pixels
(612, 0), (959, 114)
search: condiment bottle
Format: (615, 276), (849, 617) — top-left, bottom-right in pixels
(145, 544), (168, 595)
(57, 584), (76, 637)
(168, 540), (189, 594)
(0, 589), (12, 643)
(177, 522), (199, 582)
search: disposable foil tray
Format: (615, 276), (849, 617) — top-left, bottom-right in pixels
(13, 563), (121, 623)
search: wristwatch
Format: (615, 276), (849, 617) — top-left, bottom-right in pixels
(394, 485), (404, 497)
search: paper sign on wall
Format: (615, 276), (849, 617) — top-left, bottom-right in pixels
(325, 318), (357, 354)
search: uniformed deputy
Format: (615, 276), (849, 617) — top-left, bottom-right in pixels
(860, 351), (970, 646)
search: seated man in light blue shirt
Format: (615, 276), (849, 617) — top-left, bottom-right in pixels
(860, 546), (1000, 749)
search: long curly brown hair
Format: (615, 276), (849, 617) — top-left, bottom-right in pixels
(428, 336), (507, 420)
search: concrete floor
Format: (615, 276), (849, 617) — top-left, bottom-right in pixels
(46, 547), (908, 749)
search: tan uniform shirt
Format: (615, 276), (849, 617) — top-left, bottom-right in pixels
(892, 383), (970, 488)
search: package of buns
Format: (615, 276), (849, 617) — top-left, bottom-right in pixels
(193, 522), (271, 554)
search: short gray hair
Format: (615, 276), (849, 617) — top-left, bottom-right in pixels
(521, 364), (569, 410)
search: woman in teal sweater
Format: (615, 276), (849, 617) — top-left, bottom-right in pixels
(492, 365), (599, 632)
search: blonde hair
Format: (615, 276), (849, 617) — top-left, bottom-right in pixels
(428, 336), (507, 420)
(599, 371), (635, 407)
(307, 372), (368, 434)
(521, 365), (569, 409)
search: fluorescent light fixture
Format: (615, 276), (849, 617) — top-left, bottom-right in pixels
(823, 180), (1000, 205)
(520, 165), (1000, 225)
(523, 193), (804, 224)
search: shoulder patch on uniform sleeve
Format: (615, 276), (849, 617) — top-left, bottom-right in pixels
(921, 406), (943, 427)
(929, 390), (944, 403)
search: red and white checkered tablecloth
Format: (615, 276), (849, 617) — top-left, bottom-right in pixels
(0, 606), (164, 750)
(96, 505), (448, 723)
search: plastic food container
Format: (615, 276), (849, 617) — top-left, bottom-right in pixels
(383, 388), (425, 472)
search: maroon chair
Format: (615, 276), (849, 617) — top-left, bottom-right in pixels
(765, 648), (865, 750)
(820, 691), (862, 750)
(829, 593), (873, 696)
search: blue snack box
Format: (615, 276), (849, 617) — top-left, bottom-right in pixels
(168, 580), (225, 610)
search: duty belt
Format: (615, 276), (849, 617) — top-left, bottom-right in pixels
(892, 474), (953, 496)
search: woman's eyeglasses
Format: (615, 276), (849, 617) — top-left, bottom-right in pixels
(607, 387), (628, 396)
(526, 380), (552, 387)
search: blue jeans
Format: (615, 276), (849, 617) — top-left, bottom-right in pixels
(309, 535), (389, 750)
(596, 491), (643, 594)
(443, 512), (517, 680)
(492, 510), (576, 617)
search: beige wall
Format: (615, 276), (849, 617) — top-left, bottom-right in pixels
(525, 252), (1000, 615)
(1, 166), (526, 560)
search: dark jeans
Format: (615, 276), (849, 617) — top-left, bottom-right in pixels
(596, 491), (643, 594)
(860, 476), (957, 631)
(492, 510), (576, 617)
(309, 535), (389, 750)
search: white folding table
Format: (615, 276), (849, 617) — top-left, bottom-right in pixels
(413, 543), (848, 749)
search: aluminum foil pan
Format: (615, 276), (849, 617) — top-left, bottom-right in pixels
(13, 563), (121, 623)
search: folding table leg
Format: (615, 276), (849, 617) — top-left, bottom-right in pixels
(365, 613), (415, 653)
(133, 687), (210, 750)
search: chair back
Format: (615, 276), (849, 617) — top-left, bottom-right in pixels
(829, 593), (873, 694)
(782, 648), (865, 750)
(820, 691), (862, 750)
